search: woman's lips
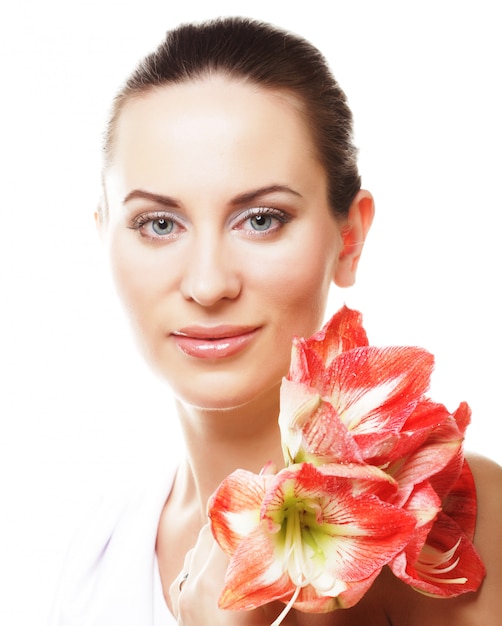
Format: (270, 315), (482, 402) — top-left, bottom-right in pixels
(171, 326), (260, 359)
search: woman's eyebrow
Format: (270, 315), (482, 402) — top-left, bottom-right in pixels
(122, 185), (302, 208)
(122, 189), (181, 207)
(230, 185), (303, 206)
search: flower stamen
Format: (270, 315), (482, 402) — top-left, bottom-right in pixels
(270, 584), (302, 626)
(415, 539), (468, 584)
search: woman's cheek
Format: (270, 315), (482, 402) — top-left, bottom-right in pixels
(109, 236), (161, 325)
(253, 243), (335, 322)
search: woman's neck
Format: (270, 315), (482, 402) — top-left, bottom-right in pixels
(173, 386), (284, 517)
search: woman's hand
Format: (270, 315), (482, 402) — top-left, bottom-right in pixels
(169, 524), (298, 626)
(169, 524), (338, 625)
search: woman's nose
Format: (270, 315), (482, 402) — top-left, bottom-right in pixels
(180, 237), (241, 306)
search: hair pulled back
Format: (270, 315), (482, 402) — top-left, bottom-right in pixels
(104, 17), (361, 218)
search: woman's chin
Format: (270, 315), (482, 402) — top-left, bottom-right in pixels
(171, 377), (282, 416)
(177, 390), (268, 413)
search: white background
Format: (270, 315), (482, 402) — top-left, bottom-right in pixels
(1, 1), (500, 624)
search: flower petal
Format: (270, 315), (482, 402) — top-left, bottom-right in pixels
(390, 460), (484, 597)
(303, 305), (369, 365)
(218, 524), (294, 610)
(452, 401), (471, 437)
(287, 306), (368, 385)
(219, 463), (416, 612)
(391, 480), (442, 567)
(293, 570), (379, 612)
(392, 510), (486, 596)
(326, 346), (434, 436)
(440, 459), (478, 541)
(208, 469), (269, 554)
(211, 307), (485, 614)
(388, 428), (463, 507)
(365, 399), (452, 465)
(279, 379), (363, 466)
(262, 464), (416, 583)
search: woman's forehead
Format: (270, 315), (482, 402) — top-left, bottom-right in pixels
(103, 77), (328, 212)
(113, 76), (310, 149)
(110, 77), (318, 171)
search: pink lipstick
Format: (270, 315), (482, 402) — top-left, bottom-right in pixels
(171, 325), (259, 359)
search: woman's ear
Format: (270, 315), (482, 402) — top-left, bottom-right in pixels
(333, 189), (374, 288)
(95, 181), (110, 238)
(94, 194), (109, 239)
(94, 206), (105, 240)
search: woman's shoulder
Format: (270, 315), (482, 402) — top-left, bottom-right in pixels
(466, 450), (502, 485)
(465, 451), (502, 524)
(379, 452), (502, 626)
(466, 451), (502, 555)
(465, 452), (502, 619)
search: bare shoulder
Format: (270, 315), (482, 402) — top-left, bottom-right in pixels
(466, 452), (502, 556)
(455, 452), (502, 624)
(465, 452), (502, 599)
(465, 451), (502, 495)
(385, 453), (502, 626)
(441, 452), (502, 624)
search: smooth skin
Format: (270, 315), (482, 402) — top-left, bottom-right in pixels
(99, 76), (502, 625)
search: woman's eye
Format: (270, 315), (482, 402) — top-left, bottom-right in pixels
(151, 217), (174, 235)
(249, 214), (273, 231)
(128, 213), (180, 240)
(237, 208), (291, 235)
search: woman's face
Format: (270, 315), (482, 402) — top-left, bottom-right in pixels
(101, 76), (357, 411)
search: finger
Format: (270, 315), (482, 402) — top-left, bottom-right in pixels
(169, 548), (195, 617)
(190, 524), (232, 591)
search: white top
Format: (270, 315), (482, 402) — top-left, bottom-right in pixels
(47, 470), (177, 626)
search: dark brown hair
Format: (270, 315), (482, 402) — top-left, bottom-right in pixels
(103, 17), (361, 218)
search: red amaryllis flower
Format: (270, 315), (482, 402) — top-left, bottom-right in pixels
(280, 313), (435, 466)
(208, 463), (415, 618)
(208, 306), (486, 621)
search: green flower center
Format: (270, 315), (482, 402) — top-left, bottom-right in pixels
(277, 494), (329, 588)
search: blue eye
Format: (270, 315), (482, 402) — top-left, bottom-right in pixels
(152, 217), (174, 235)
(249, 214), (273, 231)
(128, 212), (181, 241)
(236, 207), (291, 236)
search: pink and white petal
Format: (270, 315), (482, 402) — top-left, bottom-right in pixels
(390, 480), (441, 565)
(327, 346), (434, 435)
(291, 591), (343, 614)
(295, 569), (380, 612)
(329, 570), (381, 609)
(389, 437), (462, 506)
(318, 461), (397, 484)
(218, 524), (293, 610)
(288, 338), (319, 385)
(261, 465), (415, 581)
(262, 463), (397, 515)
(318, 462), (399, 501)
(278, 379), (323, 464)
(280, 384), (364, 465)
(366, 400), (453, 465)
(316, 493), (416, 582)
(402, 480), (441, 528)
(304, 306), (369, 365)
(208, 469), (269, 555)
(296, 402), (364, 465)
